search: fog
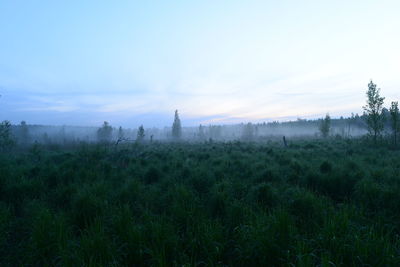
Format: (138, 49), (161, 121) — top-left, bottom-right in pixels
(8, 115), (369, 146)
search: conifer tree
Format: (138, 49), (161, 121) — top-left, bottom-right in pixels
(172, 110), (182, 140)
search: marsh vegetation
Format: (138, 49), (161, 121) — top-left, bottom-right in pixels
(0, 139), (400, 266)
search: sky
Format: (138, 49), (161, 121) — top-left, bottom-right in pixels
(0, 0), (399, 128)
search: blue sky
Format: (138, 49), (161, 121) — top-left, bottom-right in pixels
(1, 0), (399, 127)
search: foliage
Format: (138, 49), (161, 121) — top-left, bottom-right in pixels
(97, 121), (113, 143)
(363, 81), (385, 143)
(137, 125), (145, 142)
(319, 114), (331, 138)
(0, 120), (15, 151)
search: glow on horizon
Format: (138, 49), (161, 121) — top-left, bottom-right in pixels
(0, 0), (399, 127)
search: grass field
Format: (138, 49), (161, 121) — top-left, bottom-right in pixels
(1, 139), (400, 266)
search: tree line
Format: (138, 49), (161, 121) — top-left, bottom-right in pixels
(0, 81), (399, 149)
(318, 80), (399, 146)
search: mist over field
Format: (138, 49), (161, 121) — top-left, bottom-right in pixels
(1, 1), (400, 266)
(8, 115), (369, 145)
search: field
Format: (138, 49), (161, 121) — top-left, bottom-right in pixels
(0, 139), (400, 266)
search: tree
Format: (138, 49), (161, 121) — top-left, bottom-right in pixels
(209, 125), (222, 140)
(198, 124), (206, 141)
(172, 110), (182, 140)
(319, 114), (331, 138)
(347, 113), (356, 137)
(19, 121), (30, 145)
(242, 122), (254, 141)
(363, 80), (385, 143)
(389, 101), (399, 146)
(97, 121), (113, 143)
(118, 126), (124, 140)
(137, 125), (145, 142)
(0, 120), (15, 151)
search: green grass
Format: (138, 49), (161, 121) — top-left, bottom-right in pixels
(0, 139), (400, 266)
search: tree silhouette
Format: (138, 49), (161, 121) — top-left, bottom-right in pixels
(242, 122), (254, 141)
(137, 125), (145, 142)
(363, 81), (385, 144)
(198, 124), (206, 141)
(209, 125), (222, 140)
(0, 120), (15, 151)
(319, 114), (331, 138)
(118, 126), (124, 140)
(347, 113), (356, 137)
(19, 121), (30, 145)
(97, 121), (113, 143)
(389, 101), (399, 146)
(172, 110), (182, 140)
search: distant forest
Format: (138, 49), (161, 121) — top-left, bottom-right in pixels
(4, 113), (367, 145)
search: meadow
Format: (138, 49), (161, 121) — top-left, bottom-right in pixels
(0, 138), (400, 266)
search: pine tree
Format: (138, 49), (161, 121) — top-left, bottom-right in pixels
(363, 81), (385, 144)
(172, 110), (182, 140)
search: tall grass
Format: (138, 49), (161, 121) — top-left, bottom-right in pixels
(0, 139), (400, 266)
